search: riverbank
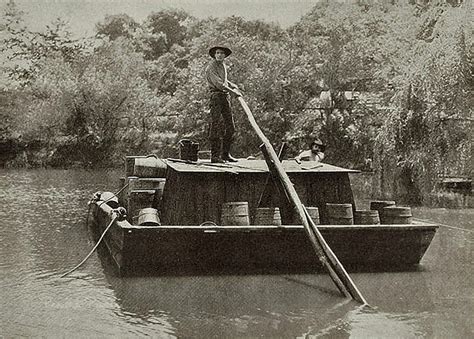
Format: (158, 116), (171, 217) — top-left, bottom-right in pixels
(0, 137), (120, 169)
(1, 145), (471, 209)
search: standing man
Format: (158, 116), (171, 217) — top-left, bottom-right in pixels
(205, 45), (242, 163)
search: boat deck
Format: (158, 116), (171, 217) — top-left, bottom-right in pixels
(165, 159), (359, 173)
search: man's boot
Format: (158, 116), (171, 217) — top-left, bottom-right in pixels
(210, 138), (224, 163)
(222, 138), (238, 162)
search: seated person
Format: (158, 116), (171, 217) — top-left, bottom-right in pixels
(295, 139), (326, 163)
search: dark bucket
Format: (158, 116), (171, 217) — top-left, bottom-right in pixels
(326, 203), (353, 225)
(179, 139), (199, 162)
(138, 208), (161, 226)
(221, 202), (250, 226)
(381, 206), (413, 224)
(354, 210), (380, 225)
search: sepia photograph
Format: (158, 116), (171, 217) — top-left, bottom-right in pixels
(1, 0), (472, 337)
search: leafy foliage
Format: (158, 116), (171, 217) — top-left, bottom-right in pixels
(95, 14), (139, 40)
(0, 1), (472, 202)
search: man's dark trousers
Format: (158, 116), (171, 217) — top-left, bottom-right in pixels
(209, 92), (235, 160)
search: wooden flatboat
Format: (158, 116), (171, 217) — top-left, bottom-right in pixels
(90, 157), (438, 276)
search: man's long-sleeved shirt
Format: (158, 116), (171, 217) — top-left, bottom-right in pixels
(296, 150), (325, 162)
(205, 60), (229, 92)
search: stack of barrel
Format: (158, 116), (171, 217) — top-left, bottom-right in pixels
(220, 202), (284, 226)
(326, 203), (355, 225)
(323, 203), (378, 225)
(219, 200), (413, 226)
(323, 200), (413, 225)
(220, 202), (322, 226)
(369, 200), (413, 224)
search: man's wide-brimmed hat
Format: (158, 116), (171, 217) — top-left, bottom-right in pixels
(209, 46), (232, 58)
(310, 138), (326, 151)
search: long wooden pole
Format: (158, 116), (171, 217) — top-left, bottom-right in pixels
(302, 205), (367, 304)
(257, 142), (287, 207)
(237, 96), (367, 304)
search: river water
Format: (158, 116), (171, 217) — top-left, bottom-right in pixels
(0, 169), (472, 338)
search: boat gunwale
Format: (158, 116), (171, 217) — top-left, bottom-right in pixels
(119, 223), (439, 231)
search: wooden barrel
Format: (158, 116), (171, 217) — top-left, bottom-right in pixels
(354, 210), (380, 225)
(254, 207), (281, 226)
(306, 206), (320, 225)
(381, 206), (412, 224)
(292, 207), (319, 225)
(326, 203), (353, 225)
(254, 207), (273, 225)
(138, 208), (161, 226)
(370, 200), (396, 223)
(221, 202), (250, 226)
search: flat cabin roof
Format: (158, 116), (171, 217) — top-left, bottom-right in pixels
(165, 159), (359, 174)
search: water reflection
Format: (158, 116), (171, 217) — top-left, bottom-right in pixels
(105, 272), (359, 337)
(316, 308), (426, 338)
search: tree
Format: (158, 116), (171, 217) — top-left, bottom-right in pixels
(151, 16), (301, 156)
(141, 9), (194, 60)
(12, 38), (164, 166)
(96, 14), (139, 41)
(376, 3), (473, 203)
(286, 2), (396, 165)
(32, 18), (85, 63)
(0, 0), (33, 87)
(1, 2), (85, 88)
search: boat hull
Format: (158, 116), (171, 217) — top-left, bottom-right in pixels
(91, 203), (438, 276)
